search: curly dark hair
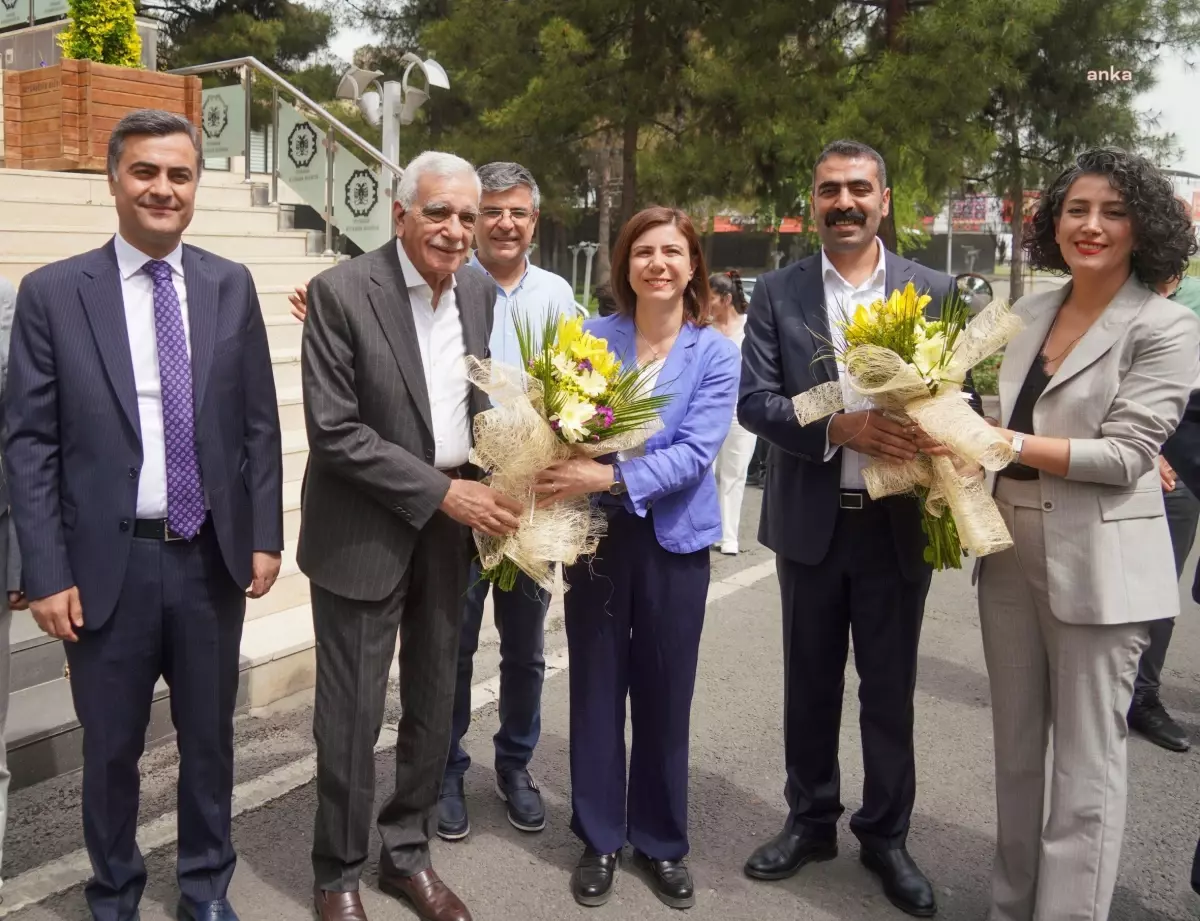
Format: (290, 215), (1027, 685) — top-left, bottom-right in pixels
(1024, 147), (1198, 286)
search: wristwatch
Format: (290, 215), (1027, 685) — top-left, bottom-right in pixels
(1011, 432), (1026, 464)
(609, 464), (627, 496)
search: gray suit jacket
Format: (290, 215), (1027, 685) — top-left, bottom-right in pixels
(0, 277), (20, 596)
(297, 241), (496, 602)
(995, 275), (1200, 625)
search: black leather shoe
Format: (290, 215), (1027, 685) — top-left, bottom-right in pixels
(744, 828), (837, 881)
(860, 847), (937, 917)
(177, 898), (240, 921)
(1129, 693), (1190, 752)
(634, 851), (695, 909)
(495, 769), (546, 832)
(571, 848), (619, 907)
(437, 774), (470, 841)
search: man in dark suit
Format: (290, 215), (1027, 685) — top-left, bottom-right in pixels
(300, 151), (522, 921)
(739, 140), (976, 918)
(4, 110), (283, 921)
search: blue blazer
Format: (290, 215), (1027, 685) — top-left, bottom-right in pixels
(585, 313), (740, 555)
(4, 241), (284, 628)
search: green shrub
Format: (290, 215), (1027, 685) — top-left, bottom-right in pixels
(973, 353), (1001, 396)
(59, 0), (142, 68)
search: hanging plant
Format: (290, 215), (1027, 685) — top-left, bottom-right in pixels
(58, 0), (142, 68)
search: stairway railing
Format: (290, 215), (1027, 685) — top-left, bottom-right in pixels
(169, 56), (402, 256)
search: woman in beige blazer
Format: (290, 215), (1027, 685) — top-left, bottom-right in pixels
(979, 148), (1200, 921)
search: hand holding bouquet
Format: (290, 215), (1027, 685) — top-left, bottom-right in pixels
(795, 282), (1024, 570)
(466, 315), (669, 592)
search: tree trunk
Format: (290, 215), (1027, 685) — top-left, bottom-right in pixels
(1005, 112), (1026, 301)
(875, 0), (908, 254)
(619, 113), (639, 228)
(596, 144), (614, 287)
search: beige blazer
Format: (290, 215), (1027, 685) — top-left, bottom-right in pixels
(991, 274), (1200, 626)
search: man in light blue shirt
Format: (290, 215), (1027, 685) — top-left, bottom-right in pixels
(439, 162), (577, 842)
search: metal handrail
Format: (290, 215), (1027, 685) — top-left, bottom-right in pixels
(169, 55), (402, 256)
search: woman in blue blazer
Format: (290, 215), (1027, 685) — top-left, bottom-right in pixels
(535, 207), (739, 910)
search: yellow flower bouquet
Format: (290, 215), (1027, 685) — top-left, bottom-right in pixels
(795, 282), (1024, 570)
(466, 315), (669, 591)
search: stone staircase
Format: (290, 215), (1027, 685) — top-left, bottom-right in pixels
(0, 166), (332, 789)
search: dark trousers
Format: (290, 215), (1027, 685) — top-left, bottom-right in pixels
(1135, 482), (1200, 698)
(777, 500), (932, 851)
(446, 561), (549, 778)
(310, 510), (472, 889)
(65, 524), (245, 921)
(564, 510), (709, 861)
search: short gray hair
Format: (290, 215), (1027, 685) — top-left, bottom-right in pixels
(107, 109), (203, 180)
(477, 161), (541, 211)
(396, 151), (480, 209)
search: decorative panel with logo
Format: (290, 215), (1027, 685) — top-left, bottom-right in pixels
(200, 85), (245, 160)
(34, 0), (67, 19)
(277, 98), (327, 214)
(0, 0), (31, 31)
(334, 147), (390, 252)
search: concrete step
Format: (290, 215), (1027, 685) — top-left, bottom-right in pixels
(0, 198), (283, 236)
(277, 385), (304, 431)
(0, 168), (264, 211)
(271, 347), (301, 392)
(265, 313), (303, 352)
(283, 478), (301, 542)
(9, 611), (64, 694)
(0, 226), (311, 261)
(282, 428), (308, 483)
(0, 255), (340, 288)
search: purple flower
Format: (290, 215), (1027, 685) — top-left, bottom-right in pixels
(550, 419), (560, 431)
(594, 405), (615, 428)
(578, 358), (593, 372)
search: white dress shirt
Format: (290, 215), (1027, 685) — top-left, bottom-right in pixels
(396, 240), (472, 469)
(114, 233), (192, 519)
(821, 238), (887, 490)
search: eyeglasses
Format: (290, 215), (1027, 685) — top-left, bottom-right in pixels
(480, 207), (534, 224)
(418, 204), (479, 228)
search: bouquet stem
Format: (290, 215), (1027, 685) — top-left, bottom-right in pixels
(918, 490), (965, 571)
(480, 558), (522, 593)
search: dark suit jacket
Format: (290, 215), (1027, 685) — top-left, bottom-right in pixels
(738, 250), (978, 580)
(1162, 389), (1200, 602)
(4, 240), (284, 628)
(296, 240), (495, 603)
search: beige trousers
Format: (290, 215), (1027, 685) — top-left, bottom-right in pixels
(978, 477), (1148, 921)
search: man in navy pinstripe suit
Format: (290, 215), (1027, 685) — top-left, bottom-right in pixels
(4, 110), (283, 921)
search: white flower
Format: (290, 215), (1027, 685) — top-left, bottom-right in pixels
(575, 369), (608, 397)
(551, 398), (596, 443)
(912, 332), (948, 379)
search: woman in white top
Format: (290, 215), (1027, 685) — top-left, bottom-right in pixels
(709, 270), (755, 554)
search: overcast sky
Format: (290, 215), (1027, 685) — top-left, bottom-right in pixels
(325, 25), (1199, 175)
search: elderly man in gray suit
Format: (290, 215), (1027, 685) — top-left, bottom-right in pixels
(0, 275), (25, 902)
(300, 151), (522, 921)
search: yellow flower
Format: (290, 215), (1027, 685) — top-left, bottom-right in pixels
(553, 315), (620, 379)
(885, 282), (933, 322)
(551, 397), (597, 443)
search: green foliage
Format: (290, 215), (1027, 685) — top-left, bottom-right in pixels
(60, 0), (142, 67)
(973, 354), (1002, 396)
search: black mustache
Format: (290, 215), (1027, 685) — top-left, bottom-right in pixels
(826, 209), (866, 226)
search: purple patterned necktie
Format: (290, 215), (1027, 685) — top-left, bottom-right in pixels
(144, 260), (205, 539)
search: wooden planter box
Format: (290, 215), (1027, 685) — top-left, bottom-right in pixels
(2, 59), (201, 172)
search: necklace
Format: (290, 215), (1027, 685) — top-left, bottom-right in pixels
(635, 321), (681, 362)
(1041, 312), (1089, 366)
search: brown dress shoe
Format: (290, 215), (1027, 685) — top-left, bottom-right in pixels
(313, 888), (369, 921)
(378, 868), (472, 921)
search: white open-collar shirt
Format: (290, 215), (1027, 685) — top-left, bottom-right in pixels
(396, 239), (472, 469)
(820, 238), (887, 490)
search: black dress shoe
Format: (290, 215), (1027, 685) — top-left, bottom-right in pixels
(571, 848), (619, 907)
(860, 847), (937, 918)
(437, 774), (470, 841)
(177, 898), (240, 921)
(495, 769), (546, 832)
(1129, 692), (1190, 752)
(744, 828), (837, 881)
(634, 851), (695, 909)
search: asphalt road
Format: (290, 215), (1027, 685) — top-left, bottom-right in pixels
(5, 489), (1200, 921)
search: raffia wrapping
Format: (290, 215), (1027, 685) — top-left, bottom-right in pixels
(791, 300), (1025, 559)
(464, 356), (662, 593)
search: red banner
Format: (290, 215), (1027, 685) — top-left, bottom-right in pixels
(1001, 190), (1042, 226)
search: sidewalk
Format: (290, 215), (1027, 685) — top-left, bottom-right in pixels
(5, 496), (1200, 920)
